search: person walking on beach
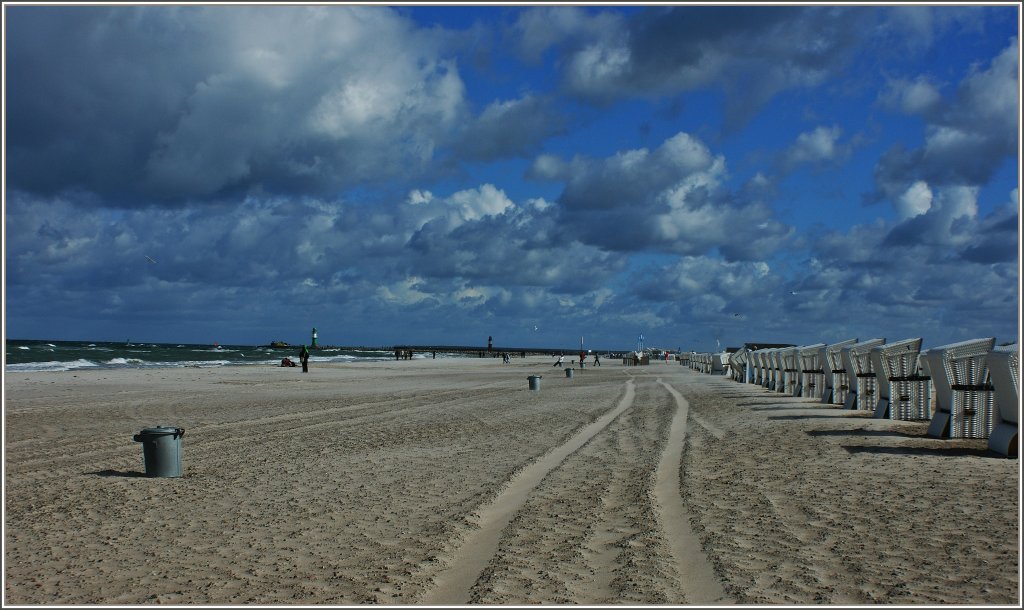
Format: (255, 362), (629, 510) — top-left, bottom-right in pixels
(554, 354), (564, 367)
(299, 345), (310, 373)
(594, 353), (601, 366)
(579, 351), (586, 367)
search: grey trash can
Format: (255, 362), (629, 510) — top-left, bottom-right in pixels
(565, 368), (574, 378)
(133, 426), (185, 477)
(527, 375), (542, 391)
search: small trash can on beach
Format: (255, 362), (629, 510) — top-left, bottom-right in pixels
(132, 426), (185, 477)
(528, 375), (542, 391)
(565, 368), (574, 378)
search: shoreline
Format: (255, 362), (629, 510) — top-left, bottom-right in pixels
(4, 359), (1019, 604)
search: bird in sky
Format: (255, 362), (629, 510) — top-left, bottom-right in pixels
(145, 255), (157, 264)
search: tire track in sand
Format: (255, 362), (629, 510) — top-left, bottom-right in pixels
(655, 378), (733, 604)
(420, 379), (637, 605)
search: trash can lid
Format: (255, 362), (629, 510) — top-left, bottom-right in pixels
(138, 425), (184, 435)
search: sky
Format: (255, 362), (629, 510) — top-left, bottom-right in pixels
(3, 2), (1021, 352)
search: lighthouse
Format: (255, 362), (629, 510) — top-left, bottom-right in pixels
(311, 327), (318, 348)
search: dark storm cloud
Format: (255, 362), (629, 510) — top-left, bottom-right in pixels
(7, 6), (565, 206)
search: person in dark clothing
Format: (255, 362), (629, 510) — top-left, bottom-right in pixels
(299, 345), (310, 373)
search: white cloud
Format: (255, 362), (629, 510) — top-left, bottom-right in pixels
(510, 6), (624, 63)
(448, 184), (515, 222)
(550, 132), (788, 260)
(896, 180), (933, 218)
(376, 276), (432, 306)
(874, 38), (1018, 196)
(564, 44), (632, 96)
(880, 76), (943, 115)
(783, 125), (846, 168)
(407, 190), (433, 205)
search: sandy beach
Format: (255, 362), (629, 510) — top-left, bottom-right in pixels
(3, 357), (1019, 605)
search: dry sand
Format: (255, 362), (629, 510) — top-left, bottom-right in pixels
(3, 357), (1020, 605)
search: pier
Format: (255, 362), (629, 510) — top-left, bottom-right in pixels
(391, 345), (621, 360)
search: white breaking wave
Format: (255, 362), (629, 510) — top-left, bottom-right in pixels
(107, 358), (145, 366)
(6, 359), (100, 372)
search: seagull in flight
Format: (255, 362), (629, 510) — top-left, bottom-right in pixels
(145, 255), (157, 264)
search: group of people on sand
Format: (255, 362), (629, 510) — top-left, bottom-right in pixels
(280, 345), (311, 372)
(552, 352), (601, 367)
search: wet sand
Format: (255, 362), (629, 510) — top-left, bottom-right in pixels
(3, 358), (1019, 604)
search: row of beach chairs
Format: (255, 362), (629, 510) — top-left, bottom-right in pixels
(685, 338), (1019, 457)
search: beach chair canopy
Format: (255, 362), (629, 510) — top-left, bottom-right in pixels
(841, 339), (885, 409)
(986, 344), (1019, 456)
(925, 337), (996, 439)
(871, 337), (926, 420)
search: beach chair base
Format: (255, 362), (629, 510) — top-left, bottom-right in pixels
(843, 392), (857, 410)
(874, 398), (890, 419)
(927, 411), (951, 438)
(987, 424), (1018, 457)
(820, 389), (833, 404)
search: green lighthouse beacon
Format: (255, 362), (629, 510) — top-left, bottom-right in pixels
(311, 327), (318, 349)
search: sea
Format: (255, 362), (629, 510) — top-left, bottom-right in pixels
(4, 339), (431, 373)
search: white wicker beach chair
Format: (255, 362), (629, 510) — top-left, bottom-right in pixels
(986, 344), (1019, 456)
(745, 350), (756, 383)
(770, 348), (786, 392)
(870, 338), (928, 420)
(751, 349), (765, 385)
(760, 349), (774, 388)
(767, 348), (782, 389)
(822, 339), (858, 405)
(781, 347), (802, 395)
(798, 343), (827, 399)
(712, 353), (725, 374)
(729, 349), (747, 381)
(917, 349), (937, 417)
(757, 347), (770, 386)
(925, 338), (996, 439)
(841, 338), (886, 410)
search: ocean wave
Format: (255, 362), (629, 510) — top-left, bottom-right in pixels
(107, 357), (145, 366)
(6, 359), (100, 372)
(174, 359), (234, 368)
